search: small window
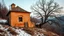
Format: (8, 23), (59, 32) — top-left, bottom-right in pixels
(19, 17), (22, 22)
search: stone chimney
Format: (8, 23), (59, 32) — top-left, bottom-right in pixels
(11, 3), (15, 9)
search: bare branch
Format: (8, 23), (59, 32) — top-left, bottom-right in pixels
(31, 0), (63, 26)
(39, 0), (46, 12)
(47, 2), (60, 16)
(46, 0), (54, 11)
(31, 6), (43, 17)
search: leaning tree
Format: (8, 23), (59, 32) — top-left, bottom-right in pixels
(31, 0), (63, 27)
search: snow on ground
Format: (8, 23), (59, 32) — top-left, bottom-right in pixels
(0, 24), (45, 36)
(0, 24), (59, 36)
(0, 24), (31, 36)
(16, 29), (31, 36)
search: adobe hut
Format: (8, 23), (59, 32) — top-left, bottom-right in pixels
(6, 3), (34, 28)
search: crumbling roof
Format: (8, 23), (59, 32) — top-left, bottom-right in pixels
(11, 6), (28, 12)
(11, 3), (15, 6)
(6, 3), (30, 16)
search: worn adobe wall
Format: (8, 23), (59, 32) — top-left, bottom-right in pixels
(10, 12), (34, 27)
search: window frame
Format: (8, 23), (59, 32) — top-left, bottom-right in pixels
(18, 16), (23, 22)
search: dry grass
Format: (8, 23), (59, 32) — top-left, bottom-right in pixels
(23, 27), (59, 36)
(7, 27), (18, 35)
(0, 24), (60, 36)
(0, 29), (5, 33)
(23, 28), (35, 35)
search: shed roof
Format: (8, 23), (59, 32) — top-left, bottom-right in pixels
(11, 6), (28, 12)
(6, 4), (30, 16)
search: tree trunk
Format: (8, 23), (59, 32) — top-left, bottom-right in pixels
(39, 15), (48, 28)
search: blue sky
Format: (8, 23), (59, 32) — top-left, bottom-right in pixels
(4, 0), (38, 12)
(0, 0), (64, 12)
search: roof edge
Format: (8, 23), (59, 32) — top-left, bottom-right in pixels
(6, 11), (31, 16)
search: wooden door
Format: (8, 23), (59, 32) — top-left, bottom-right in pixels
(24, 22), (28, 28)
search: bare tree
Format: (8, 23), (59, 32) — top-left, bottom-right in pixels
(31, 0), (63, 27)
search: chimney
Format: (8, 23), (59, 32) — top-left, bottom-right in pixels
(11, 3), (15, 9)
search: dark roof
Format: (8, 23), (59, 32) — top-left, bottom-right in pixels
(6, 6), (30, 16)
(11, 6), (28, 12)
(11, 3), (15, 6)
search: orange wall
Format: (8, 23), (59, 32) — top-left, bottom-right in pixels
(9, 12), (34, 27)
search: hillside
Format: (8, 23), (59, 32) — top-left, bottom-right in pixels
(31, 16), (64, 36)
(0, 24), (59, 36)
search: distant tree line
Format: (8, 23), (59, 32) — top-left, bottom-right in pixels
(0, 1), (8, 19)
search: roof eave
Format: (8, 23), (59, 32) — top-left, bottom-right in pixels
(6, 11), (31, 16)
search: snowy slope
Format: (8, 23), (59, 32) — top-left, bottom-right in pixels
(0, 24), (31, 36)
(0, 24), (59, 36)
